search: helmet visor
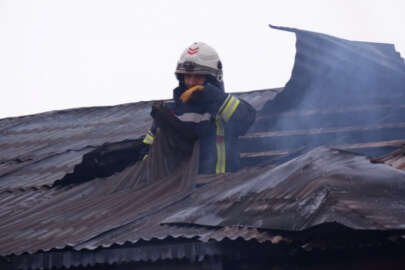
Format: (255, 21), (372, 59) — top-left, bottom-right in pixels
(176, 61), (220, 77)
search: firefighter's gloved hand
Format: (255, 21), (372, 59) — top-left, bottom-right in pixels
(150, 101), (163, 119)
(198, 83), (227, 115)
(180, 85), (204, 103)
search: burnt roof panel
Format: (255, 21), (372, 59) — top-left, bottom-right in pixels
(163, 147), (405, 231)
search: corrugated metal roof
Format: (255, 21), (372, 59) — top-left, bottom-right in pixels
(163, 147), (405, 231)
(1, 146), (404, 258)
(1, 25), (405, 270)
(1, 25), (405, 189)
(0, 91), (278, 189)
(11, 241), (223, 270)
(0, 130), (280, 256)
(0, 102), (153, 188)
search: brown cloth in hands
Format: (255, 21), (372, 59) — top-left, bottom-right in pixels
(113, 102), (199, 192)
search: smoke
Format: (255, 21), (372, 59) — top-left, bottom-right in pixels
(242, 27), (405, 165)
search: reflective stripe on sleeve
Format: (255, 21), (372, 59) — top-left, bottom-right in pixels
(142, 131), (154, 145)
(219, 95), (240, 122)
(177, 112), (212, 123)
(215, 119), (226, 174)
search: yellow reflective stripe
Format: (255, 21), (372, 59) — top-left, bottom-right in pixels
(216, 119), (224, 136)
(142, 132), (154, 145)
(215, 120), (226, 174)
(217, 94), (231, 117)
(220, 96), (240, 122)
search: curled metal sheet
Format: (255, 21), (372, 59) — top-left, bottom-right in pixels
(245, 25), (405, 162)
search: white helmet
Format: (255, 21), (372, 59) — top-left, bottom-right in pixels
(175, 42), (223, 82)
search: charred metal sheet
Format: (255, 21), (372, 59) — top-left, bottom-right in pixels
(163, 147), (405, 231)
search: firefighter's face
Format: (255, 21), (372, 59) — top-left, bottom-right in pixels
(184, 74), (206, 89)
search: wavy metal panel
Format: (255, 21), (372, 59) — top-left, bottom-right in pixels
(163, 147), (405, 231)
(11, 241), (222, 270)
(1, 147), (405, 258)
(1, 26), (405, 270)
(0, 102), (153, 188)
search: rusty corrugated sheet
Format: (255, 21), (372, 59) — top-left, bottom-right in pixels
(163, 147), (405, 231)
(73, 207), (285, 251)
(0, 186), (68, 220)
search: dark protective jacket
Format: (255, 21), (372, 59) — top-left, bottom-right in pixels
(143, 80), (256, 174)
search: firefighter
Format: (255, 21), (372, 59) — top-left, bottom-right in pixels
(143, 42), (256, 174)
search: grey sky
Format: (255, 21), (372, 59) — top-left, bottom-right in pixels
(1, 0), (404, 119)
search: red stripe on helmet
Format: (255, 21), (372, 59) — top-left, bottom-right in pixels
(187, 46), (199, 55)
